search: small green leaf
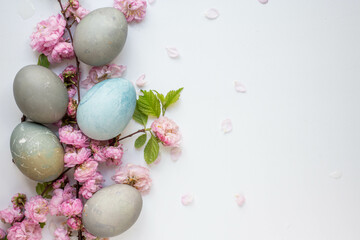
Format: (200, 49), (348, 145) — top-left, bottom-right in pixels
(154, 91), (165, 105)
(137, 90), (161, 117)
(35, 183), (45, 195)
(37, 54), (50, 68)
(163, 88), (184, 111)
(135, 134), (147, 148)
(39, 222), (46, 228)
(132, 104), (148, 126)
(144, 135), (159, 164)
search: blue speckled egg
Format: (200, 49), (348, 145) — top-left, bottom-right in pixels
(77, 78), (136, 140)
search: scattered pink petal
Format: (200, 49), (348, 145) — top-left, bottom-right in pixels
(136, 74), (147, 88)
(329, 171), (342, 179)
(221, 119), (232, 133)
(170, 147), (182, 162)
(235, 194), (246, 207)
(148, 0), (155, 4)
(181, 194), (194, 206)
(234, 81), (246, 93)
(204, 8), (219, 20)
(258, 0), (268, 4)
(166, 47), (179, 58)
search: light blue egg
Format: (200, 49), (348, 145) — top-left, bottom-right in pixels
(77, 78), (136, 140)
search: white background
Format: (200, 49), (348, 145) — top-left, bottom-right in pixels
(1, 0), (360, 239)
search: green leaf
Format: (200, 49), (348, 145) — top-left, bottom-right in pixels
(39, 222), (46, 228)
(35, 183), (45, 195)
(132, 104), (148, 126)
(163, 88), (184, 111)
(144, 135), (159, 164)
(35, 182), (53, 198)
(137, 90), (161, 117)
(154, 91), (165, 105)
(135, 134), (147, 148)
(37, 54), (50, 68)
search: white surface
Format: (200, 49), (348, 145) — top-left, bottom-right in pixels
(1, 0), (360, 239)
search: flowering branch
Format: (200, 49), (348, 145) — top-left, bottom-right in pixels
(56, 0), (81, 102)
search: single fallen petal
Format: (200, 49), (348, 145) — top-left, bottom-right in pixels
(166, 47), (179, 58)
(181, 194), (194, 206)
(221, 119), (232, 133)
(148, 0), (156, 4)
(258, 0), (268, 4)
(234, 81), (246, 93)
(329, 171), (342, 179)
(204, 8), (219, 20)
(136, 74), (147, 88)
(170, 147), (182, 162)
(235, 194), (246, 207)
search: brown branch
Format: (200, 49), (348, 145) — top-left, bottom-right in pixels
(117, 129), (147, 142)
(21, 115), (26, 122)
(40, 167), (72, 196)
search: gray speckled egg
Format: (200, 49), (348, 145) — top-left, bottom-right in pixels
(10, 122), (64, 182)
(13, 65), (68, 124)
(73, 7), (128, 66)
(83, 184), (143, 238)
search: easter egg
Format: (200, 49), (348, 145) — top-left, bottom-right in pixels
(76, 78), (136, 140)
(82, 184), (143, 238)
(10, 122), (64, 182)
(73, 7), (128, 66)
(13, 65), (68, 124)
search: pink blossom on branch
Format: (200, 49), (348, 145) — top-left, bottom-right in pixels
(64, 147), (91, 168)
(63, 1), (89, 23)
(52, 174), (68, 189)
(54, 225), (70, 240)
(67, 98), (78, 118)
(112, 164), (152, 194)
(0, 207), (23, 224)
(79, 172), (104, 199)
(114, 0), (147, 23)
(59, 125), (89, 148)
(7, 219), (42, 240)
(104, 145), (124, 166)
(11, 193), (27, 209)
(0, 228), (6, 239)
(24, 196), (49, 223)
(30, 14), (66, 56)
(49, 41), (75, 63)
(74, 160), (98, 183)
(82, 64), (126, 89)
(67, 217), (81, 230)
(59, 199), (83, 217)
(151, 117), (181, 147)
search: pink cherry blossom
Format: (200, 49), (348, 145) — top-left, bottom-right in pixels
(49, 189), (64, 216)
(82, 64), (126, 89)
(11, 193), (27, 209)
(221, 119), (232, 133)
(63, 1), (89, 23)
(151, 117), (181, 146)
(79, 172), (104, 199)
(135, 74), (146, 87)
(30, 14), (66, 56)
(104, 145), (123, 166)
(67, 98), (78, 118)
(59, 65), (77, 84)
(181, 194), (194, 206)
(74, 160), (98, 183)
(59, 199), (83, 217)
(67, 86), (77, 98)
(53, 174), (68, 189)
(69, 0), (80, 9)
(63, 184), (76, 201)
(59, 125), (89, 148)
(112, 164), (152, 194)
(0, 228), (6, 239)
(7, 219), (42, 240)
(49, 41), (75, 63)
(235, 194), (246, 207)
(67, 217), (81, 230)
(0, 206), (23, 224)
(25, 196), (49, 223)
(54, 225), (69, 240)
(64, 147), (91, 167)
(114, 0), (147, 23)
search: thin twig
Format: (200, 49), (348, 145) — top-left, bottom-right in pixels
(40, 167), (72, 196)
(21, 115), (26, 122)
(117, 129), (149, 142)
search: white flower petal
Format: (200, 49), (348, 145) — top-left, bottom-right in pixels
(136, 74), (147, 88)
(205, 8), (219, 20)
(258, 0), (268, 4)
(235, 194), (246, 207)
(221, 119), (232, 133)
(170, 147), (182, 162)
(181, 194), (194, 206)
(329, 171), (342, 179)
(166, 47), (180, 58)
(234, 81), (246, 93)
